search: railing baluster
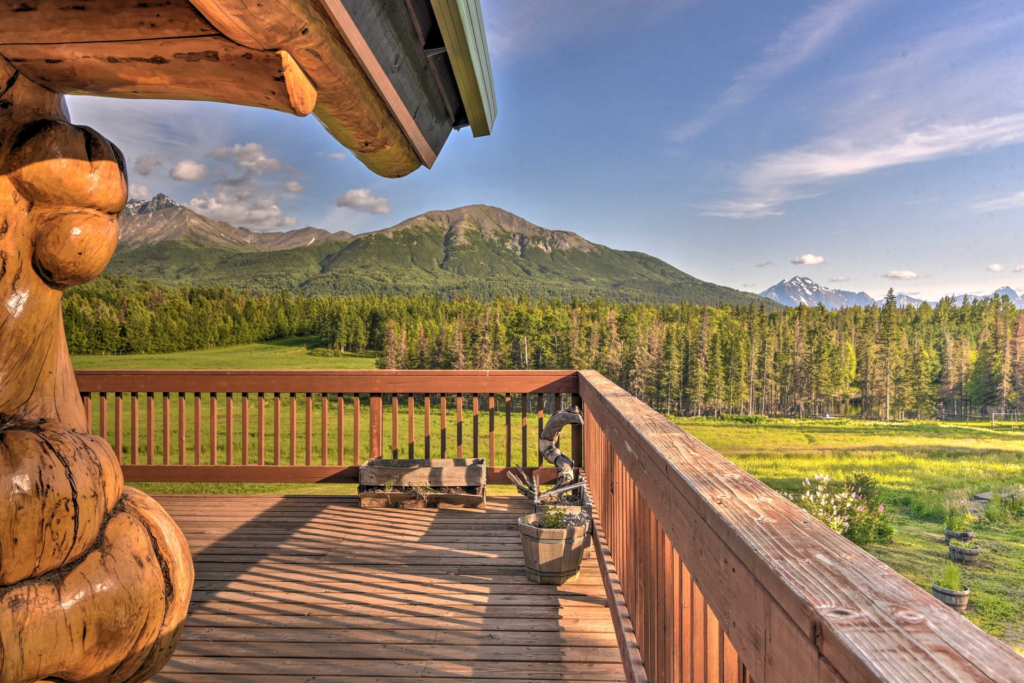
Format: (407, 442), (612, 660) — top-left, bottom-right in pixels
(488, 394), (495, 466)
(115, 392), (123, 463)
(193, 392), (202, 465)
(226, 393), (234, 466)
(456, 394), (463, 458)
(472, 394), (479, 459)
(353, 395), (361, 464)
(273, 393), (281, 466)
(440, 394), (447, 458)
(210, 392), (218, 466)
(178, 393), (186, 465)
(83, 393), (92, 433)
(162, 393), (170, 465)
(257, 393), (265, 466)
(370, 393), (382, 459)
(423, 394), (430, 457)
(392, 394), (399, 459)
(289, 393), (297, 466)
(146, 392), (154, 465)
(537, 392), (544, 466)
(504, 393), (511, 467)
(572, 393), (583, 467)
(99, 392), (108, 442)
(242, 393), (250, 466)
(321, 394), (329, 466)
(305, 393), (312, 466)
(521, 392), (528, 467)
(407, 394), (414, 458)
(130, 392), (139, 465)
(337, 394), (345, 466)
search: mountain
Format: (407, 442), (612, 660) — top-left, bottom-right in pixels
(110, 202), (771, 305)
(893, 293), (925, 307)
(760, 277), (874, 310)
(119, 194), (354, 251)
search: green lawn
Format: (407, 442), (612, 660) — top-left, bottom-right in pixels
(72, 336), (378, 370)
(671, 416), (1024, 649)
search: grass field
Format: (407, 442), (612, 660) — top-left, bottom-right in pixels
(72, 340), (1024, 647)
(672, 416), (1024, 648)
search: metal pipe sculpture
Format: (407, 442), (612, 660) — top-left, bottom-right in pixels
(0, 57), (193, 683)
(508, 406), (583, 498)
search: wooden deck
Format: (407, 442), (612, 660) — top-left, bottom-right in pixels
(150, 495), (625, 683)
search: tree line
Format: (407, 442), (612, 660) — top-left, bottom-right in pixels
(66, 277), (1024, 419)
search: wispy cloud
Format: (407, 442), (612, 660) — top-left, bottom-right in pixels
(756, 260), (774, 268)
(792, 253), (825, 265)
(674, 0), (875, 141)
(170, 160), (207, 182)
(708, 114), (1024, 218)
(1014, 266), (1024, 273)
(829, 276), (850, 282)
(885, 270), (918, 280)
(971, 190), (1024, 213)
(987, 264), (1005, 272)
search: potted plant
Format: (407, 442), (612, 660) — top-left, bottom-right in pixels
(932, 561), (969, 611)
(518, 508), (589, 585)
(948, 538), (981, 564)
(943, 499), (974, 543)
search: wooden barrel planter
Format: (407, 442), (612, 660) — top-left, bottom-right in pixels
(932, 583), (970, 611)
(518, 513), (587, 585)
(944, 529), (974, 544)
(535, 476), (594, 559)
(949, 544), (981, 564)
(358, 458), (485, 508)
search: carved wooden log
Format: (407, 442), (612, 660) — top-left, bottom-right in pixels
(0, 56), (194, 683)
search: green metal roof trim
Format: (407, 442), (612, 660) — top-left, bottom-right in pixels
(429, 0), (497, 137)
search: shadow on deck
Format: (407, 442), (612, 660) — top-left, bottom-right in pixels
(149, 495), (625, 682)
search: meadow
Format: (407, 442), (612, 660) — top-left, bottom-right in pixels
(72, 339), (1024, 647)
(673, 416), (1024, 648)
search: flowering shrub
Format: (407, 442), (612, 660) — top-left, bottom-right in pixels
(788, 473), (894, 546)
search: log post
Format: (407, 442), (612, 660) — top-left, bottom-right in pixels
(0, 56), (193, 683)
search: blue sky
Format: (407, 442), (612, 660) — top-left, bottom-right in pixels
(69, 0), (1024, 301)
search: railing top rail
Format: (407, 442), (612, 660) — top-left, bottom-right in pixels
(578, 370), (1022, 683)
(74, 369), (579, 395)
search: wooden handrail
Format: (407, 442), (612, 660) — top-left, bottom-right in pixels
(579, 370), (1022, 683)
(75, 369), (580, 485)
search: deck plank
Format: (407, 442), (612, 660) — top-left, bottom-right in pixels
(152, 495), (624, 682)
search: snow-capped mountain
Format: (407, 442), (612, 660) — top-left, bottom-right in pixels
(760, 277), (875, 310)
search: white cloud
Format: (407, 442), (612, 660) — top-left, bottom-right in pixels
(971, 191), (1024, 213)
(209, 142), (281, 175)
(129, 184), (150, 200)
(336, 188), (391, 214)
(674, 0), (876, 141)
(711, 114), (1024, 218)
(1014, 266), (1024, 273)
(284, 181), (305, 193)
(170, 159), (208, 182)
(756, 260), (774, 268)
(829, 276), (850, 283)
(189, 185), (297, 231)
(792, 254), (825, 265)
(134, 155), (161, 177)
(329, 152), (347, 160)
(885, 270), (919, 280)
(987, 264), (1005, 272)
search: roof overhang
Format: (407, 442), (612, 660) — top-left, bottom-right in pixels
(0, 0), (496, 177)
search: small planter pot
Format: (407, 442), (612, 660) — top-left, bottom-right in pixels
(949, 544), (981, 564)
(932, 583), (970, 611)
(519, 513), (587, 585)
(536, 505), (593, 559)
(944, 529), (974, 544)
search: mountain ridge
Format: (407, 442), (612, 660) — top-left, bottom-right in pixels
(111, 199), (771, 306)
(760, 276), (1024, 309)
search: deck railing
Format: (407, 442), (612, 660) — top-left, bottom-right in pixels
(74, 368), (1023, 681)
(75, 370), (581, 484)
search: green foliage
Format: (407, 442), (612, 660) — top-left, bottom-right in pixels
(788, 473), (894, 545)
(950, 538), (980, 550)
(944, 497), (974, 532)
(538, 508), (588, 529)
(936, 561), (963, 591)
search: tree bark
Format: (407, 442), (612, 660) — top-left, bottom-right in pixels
(0, 56), (193, 683)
